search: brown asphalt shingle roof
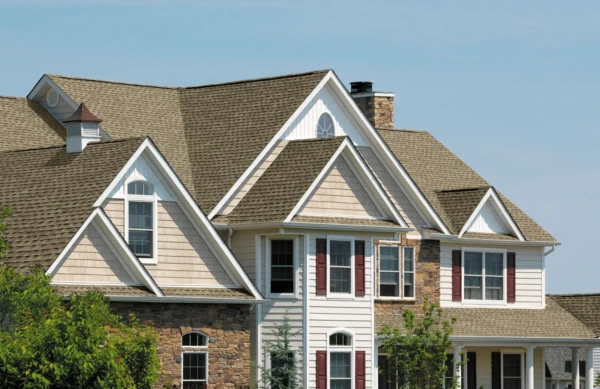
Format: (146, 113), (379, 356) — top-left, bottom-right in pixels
(545, 348), (585, 380)
(291, 215), (401, 228)
(0, 138), (144, 271)
(435, 187), (489, 234)
(162, 287), (254, 299)
(0, 96), (65, 152)
(53, 284), (155, 297)
(551, 294), (600, 337)
(375, 297), (595, 338)
(377, 129), (556, 242)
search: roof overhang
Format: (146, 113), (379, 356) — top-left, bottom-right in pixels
(427, 233), (560, 247)
(106, 296), (264, 304)
(449, 336), (600, 347)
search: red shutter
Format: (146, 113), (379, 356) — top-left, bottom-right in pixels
(452, 250), (462, 301)
(355, 241), (365, 297)
(507, 252), (516, 303)
(356, 351), (366, 389)
(316, 350), (328, 389)
(316, 239), (327, 295)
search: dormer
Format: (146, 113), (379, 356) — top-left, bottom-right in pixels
(63, 103), (102, 153)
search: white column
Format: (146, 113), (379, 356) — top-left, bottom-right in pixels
(527, 346), (536, 389)
(586, 348), (594, 389)
(573, 347), (581, 389)
(454, 345), (463, 389)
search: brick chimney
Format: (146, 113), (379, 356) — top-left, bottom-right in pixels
(350, 81), (395, 129)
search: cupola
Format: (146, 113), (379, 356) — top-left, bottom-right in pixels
(63, 103), (102, 153)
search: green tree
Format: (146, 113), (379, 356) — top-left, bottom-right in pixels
(0, 206), (11, 264)
(257, 314), (301, 389)
(377, 299), (459, 389)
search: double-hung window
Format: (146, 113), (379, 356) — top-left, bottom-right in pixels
(502, 354), (522, 389)
(329, 333), (352, 389)
(182, 332), (208, 389)
(464, 250), (504, 301)
(269, 239), (295, 295)
(126, 181), (155, 261)
(378, 246), (415, 299)
(329, 240), (352, 295)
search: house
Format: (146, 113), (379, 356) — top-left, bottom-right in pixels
(544, 348), (586, 389)
(0, 69), (598, 389)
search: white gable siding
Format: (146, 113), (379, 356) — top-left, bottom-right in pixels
(358, 146), (426, 233)
(107, 155), (175, 201)
(298, 157), (383, 219)
(466, 201), (508, 234)
(283, 84), (368, 146)
(37, 84), (76, 122)
(53, 223), (136, 284)
(439, 242), (544, 309)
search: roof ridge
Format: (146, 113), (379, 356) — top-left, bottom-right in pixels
(436, 186), (490, 194)
(182, 69), (331, 90)
(287, 136), (347, 144)
(550, 293), (600, 297)
(47, 74), (178, 89)
(0, 136), (145, 155)
(376, 127), (428, 133)
(0, 95), (26, 100)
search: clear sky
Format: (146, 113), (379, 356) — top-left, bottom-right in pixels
(1, 1), (598, 294)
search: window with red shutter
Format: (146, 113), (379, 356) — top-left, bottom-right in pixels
(355, 241), (365, 297)
(316, 239), (327, 295)
(452, 250), (462, 301)
(316, 350), (327, 389)
(507, 252), (516, 303)
(355, 351), (366, 389)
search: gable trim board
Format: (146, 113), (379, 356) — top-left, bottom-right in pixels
(27, 74), (111, 140)
(47, 208), (164, 296)
(93, 137), (262, 300)
(458, 188), (525, 241)
(284, 138), (408, 228)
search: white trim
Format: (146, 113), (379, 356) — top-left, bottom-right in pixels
(303, 233), (310, 389)
(501, 349), (525, 389)
(265, 236), (299, 299)
(154, 284), (239, 288)
(461, 247), (507, 306)
(326, 328), (356, 389)
(541, 246), (546, 308)
(326, 235), (355, 299)
(283, 222), (410, 233)
(107, 296), (262, 304)
(90, 219), (139, 283)
(93, 138), (262, 299)
(51, 280), (140, 286)
(349, 92), (395, 98)
(458, 188), (526, 241)
(429, 233), (559, 247)
(181, 349), (209, 388)
(123, 180), (158, 264)
(256, 234), (264, 371)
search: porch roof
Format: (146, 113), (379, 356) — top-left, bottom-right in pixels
(375, 297), (597, 339)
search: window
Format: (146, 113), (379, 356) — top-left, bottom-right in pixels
(378, 246), (415, 299)
(317, 113), (335, 138)
(445, 354), (454, 389)
(270, 240), (294, 294)
(565, 361), (586, 377)
(182, 332), (208, 389)
(126, 181), (155, 259)
(378, 355), (397, 389)
(329, 332), (352, 389)
(464, 251), (504, 301)
(330, 240), (352, 294)
(503, 354), (522, 389)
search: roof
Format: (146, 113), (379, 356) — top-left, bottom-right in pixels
(291, 215), (402, 228)
(551, 294), (600, 337)
(161, 287), (254, 299)
(377, 129), (556, 242)
(0, 137), (145, 271)
(222, 137), (347, 224)
(545, 347), (585, 380)
(0, 96), (65, 152)
(52, 285), (254, 300)
(375, 297), (596, 338)
(48, 70), (329, 212)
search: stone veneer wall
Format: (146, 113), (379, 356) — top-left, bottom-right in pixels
(352, 95), (395, 129)
(111, 302), (251, 389)
(374, 235), (440, 315)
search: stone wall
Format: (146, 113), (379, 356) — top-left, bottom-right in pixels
(353, 95), (395, 129)
(374, 235), (440, 315)
(111, 302), (251, 389)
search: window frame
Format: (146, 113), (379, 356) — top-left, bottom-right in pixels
(501, 350), (524, 389)
(327, 330), (355, 389)
(266, 236), (299, 298)
(124, 179), (158, 264)
(376, 245), (416, 301)
(316, 112), (335, 138)
(461, 247), (507, 305)
(327, 236), (355, 299)
(181, 331), (209, 389)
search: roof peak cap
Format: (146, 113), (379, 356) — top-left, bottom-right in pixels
(63, 102), (102, 123)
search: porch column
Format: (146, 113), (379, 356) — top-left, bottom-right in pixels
(572, 347), (581, 389)
(526, 346), (535, 389)
(454, 345), (463, 389)
(586, 348), (594, 389)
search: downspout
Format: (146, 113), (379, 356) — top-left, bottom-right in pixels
(227, 228), (234, 248)
(544, 245), (557, 257)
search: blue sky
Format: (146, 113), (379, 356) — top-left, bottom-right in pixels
(1, 1), (598, 293)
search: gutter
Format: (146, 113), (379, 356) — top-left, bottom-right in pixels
(428, 233), (561, 247)
(214, 221), (412, 233)
(449, 336), (600, 346)
(107, 296), (266, 304)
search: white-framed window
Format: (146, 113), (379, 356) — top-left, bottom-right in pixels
(378, 246), (415, 299)
(182, 331), (208, 389)
(266, 237), (298, 298)
(125, 180), (157, 264)
(317, 113), (335, 138)
(328, 236), (354, 297)
(328, 332), (353, 389)
(463, 248), (506, 303)
(502, 352), (523, 389)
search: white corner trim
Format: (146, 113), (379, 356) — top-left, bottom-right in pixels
(208, 71), (335, 219)
(90, 218), (139, 284)
(458, 188), (525, 241)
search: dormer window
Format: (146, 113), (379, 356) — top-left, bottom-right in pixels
(125, 180), (156, 262)
(317, 113), (335, 138)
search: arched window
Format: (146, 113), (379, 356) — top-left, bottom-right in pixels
(317, 113), (335, 138)
(127, 180), (154, 196)
(329, 332), (352, 389)
(182, 332), (208, 388)
(125, 180), (155, 261)
(329, 332), (351, 346)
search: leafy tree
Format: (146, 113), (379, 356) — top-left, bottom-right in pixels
(0, 206), (11, 264)
(377, 299), (459, 389)
(0, 265), (161, 389)
(257, 313), (301, 389)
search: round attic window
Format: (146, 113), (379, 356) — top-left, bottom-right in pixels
(45, 89), (60, 108)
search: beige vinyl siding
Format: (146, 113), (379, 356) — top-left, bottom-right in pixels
(103, 199), (125, 235)
(594, 348), (600, 382)
(298, 157), (382, 218)
(53, 223), (135, 284)
(358, 146), (426, 232)
(224, 140), (288, 215)
(439, 243), (544, 309)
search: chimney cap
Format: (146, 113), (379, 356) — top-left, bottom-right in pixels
(350, 81), (373, 94)
(63, 103), (103, 123)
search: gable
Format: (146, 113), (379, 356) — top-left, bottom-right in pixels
(53, 223), (138, 285)
(465, 200), (508, 234)
(298, 155), (383, 219)
(107, 154), (175, 201)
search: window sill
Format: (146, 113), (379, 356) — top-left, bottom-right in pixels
(266, 293), (299, 300)
(461, 299), (507, 306)
(139, 258), (156, 265)
(326, 294), (356, 300)
(376, 297), (416, 302)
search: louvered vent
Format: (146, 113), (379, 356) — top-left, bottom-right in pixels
(45, 89), (59, 107)
(81, 122), (99, 137)
(67, 123), (81, 137)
